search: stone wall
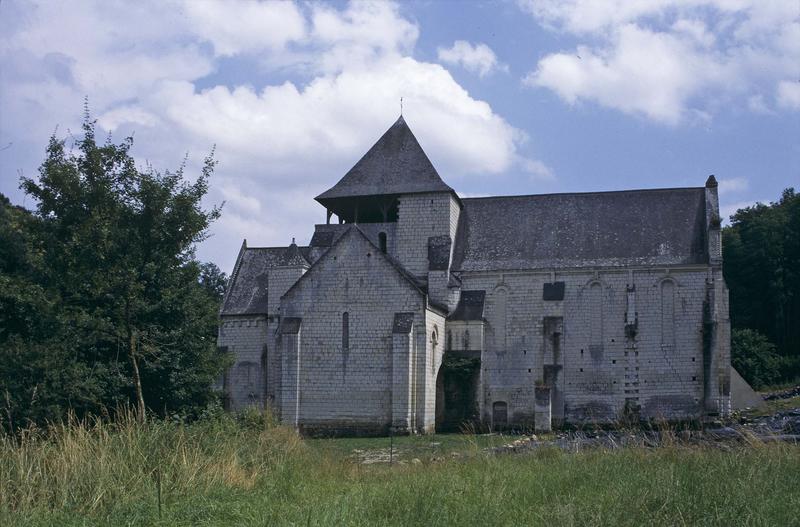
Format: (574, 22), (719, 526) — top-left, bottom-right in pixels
(396, 192), (460, 277)
(280, 229), (427, 435)
(217, 315), (271, 410)
(458, 266), (718, 427)
(420, 308), (446, 432)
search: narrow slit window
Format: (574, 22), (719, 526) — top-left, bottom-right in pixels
(342, 312), (349, 352)
(379, 232), (387, 253)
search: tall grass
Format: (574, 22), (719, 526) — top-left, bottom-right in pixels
(2, 410), (798, 526)
(0, 407), (306, 521)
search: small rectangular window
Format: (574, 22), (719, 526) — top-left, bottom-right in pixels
(542, 282), (565, 301)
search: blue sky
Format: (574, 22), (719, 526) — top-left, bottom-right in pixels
(1, 0), (798, 272)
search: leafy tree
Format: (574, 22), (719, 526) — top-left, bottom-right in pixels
(1, 110), (228, 429)
(731, 329), (782, 389)
(723, 188), (800, 381)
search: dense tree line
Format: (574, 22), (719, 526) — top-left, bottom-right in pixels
(0, 114), (229, 432)
(723, 188), (800, 388)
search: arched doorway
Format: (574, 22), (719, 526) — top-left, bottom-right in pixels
(435, 355), (481, 433)
(492, 401), (508, 430)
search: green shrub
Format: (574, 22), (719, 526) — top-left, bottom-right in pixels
(732, 328), (782, 389)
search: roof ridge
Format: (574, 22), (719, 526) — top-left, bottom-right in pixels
(462, 186), (705, 201)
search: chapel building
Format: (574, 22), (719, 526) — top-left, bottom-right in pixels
(217, 116), (732, 435)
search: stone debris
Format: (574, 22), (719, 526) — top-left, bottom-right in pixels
(763, 385), (800, 401)
(490, 405), (800, 455)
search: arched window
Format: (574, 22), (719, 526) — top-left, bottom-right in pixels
(447, 329), (453, 351)
(342, 312), (349, 352)
(661, 280), (675, 349)
(495, 287), (508, 350)
(379, 232), (387, 254)
(464, 329), (470, 351)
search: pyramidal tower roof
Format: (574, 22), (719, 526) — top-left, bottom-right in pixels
(316, 116), (454, 206)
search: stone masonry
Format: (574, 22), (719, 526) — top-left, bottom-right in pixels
(218, 116), (732, 435)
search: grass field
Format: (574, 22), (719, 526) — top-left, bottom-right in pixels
(2, 411), (799, 526)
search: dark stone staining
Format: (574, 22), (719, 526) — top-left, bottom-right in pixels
(279, 317), (302, 334)
(543, 317), (563, 362)
(342, 312), (349, 351)
(623, 397), (641, 421)
(624, 285), (638, 339)
(542, 281), (565, 301)
(451, 187), (709, 271)
(589, 344), (604, 361)
(566, 401), (616, 422)
(427, 235), (452, 271)
(299, 421), (393, 438)
(535, 386), (551, 406)
(447, 290), (485, 321)
(640, 395), (700, 419)
(543, 365), (562, 387)
(702, 295), (715, 412)
(392, 312), (415, 334)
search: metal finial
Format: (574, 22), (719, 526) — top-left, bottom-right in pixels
(400, 97), (403, 116)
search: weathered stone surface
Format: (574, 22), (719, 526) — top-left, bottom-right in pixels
(217, 116), (731, 434)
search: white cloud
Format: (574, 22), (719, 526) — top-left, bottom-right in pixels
(0, 0), (541, 272)
(183, 0), (306, 57)
(718, 177), (749, 195)
(519, 0), (800, 123)
(310, 1), (418, 73)
(777, 81), (800, 110)
(437, 41), (506, 77)
(525, 24), (730, 124)
(519, 158), (555, 181)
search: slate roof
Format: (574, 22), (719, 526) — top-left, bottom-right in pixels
(220, 244), (309, 315)
(315, 116), (454, 205)
(452, 187), (708, 271)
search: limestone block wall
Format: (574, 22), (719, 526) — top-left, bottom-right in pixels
(705, 266), (731, 416)
(396, 193), (460, 277)
(459, 266), (716, 427)
(355, 222), (398, 257)
(445, 321), (485, 354)
(217, 316), (271, 410)
(419, 308), (446, 433)
(268, 267), (307, 315)
(280, 230), (426, 435)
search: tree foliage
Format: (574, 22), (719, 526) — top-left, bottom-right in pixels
(0, 112), (228, 431)
(723, 188), (800, 383)
(731, 328), (783, 390)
